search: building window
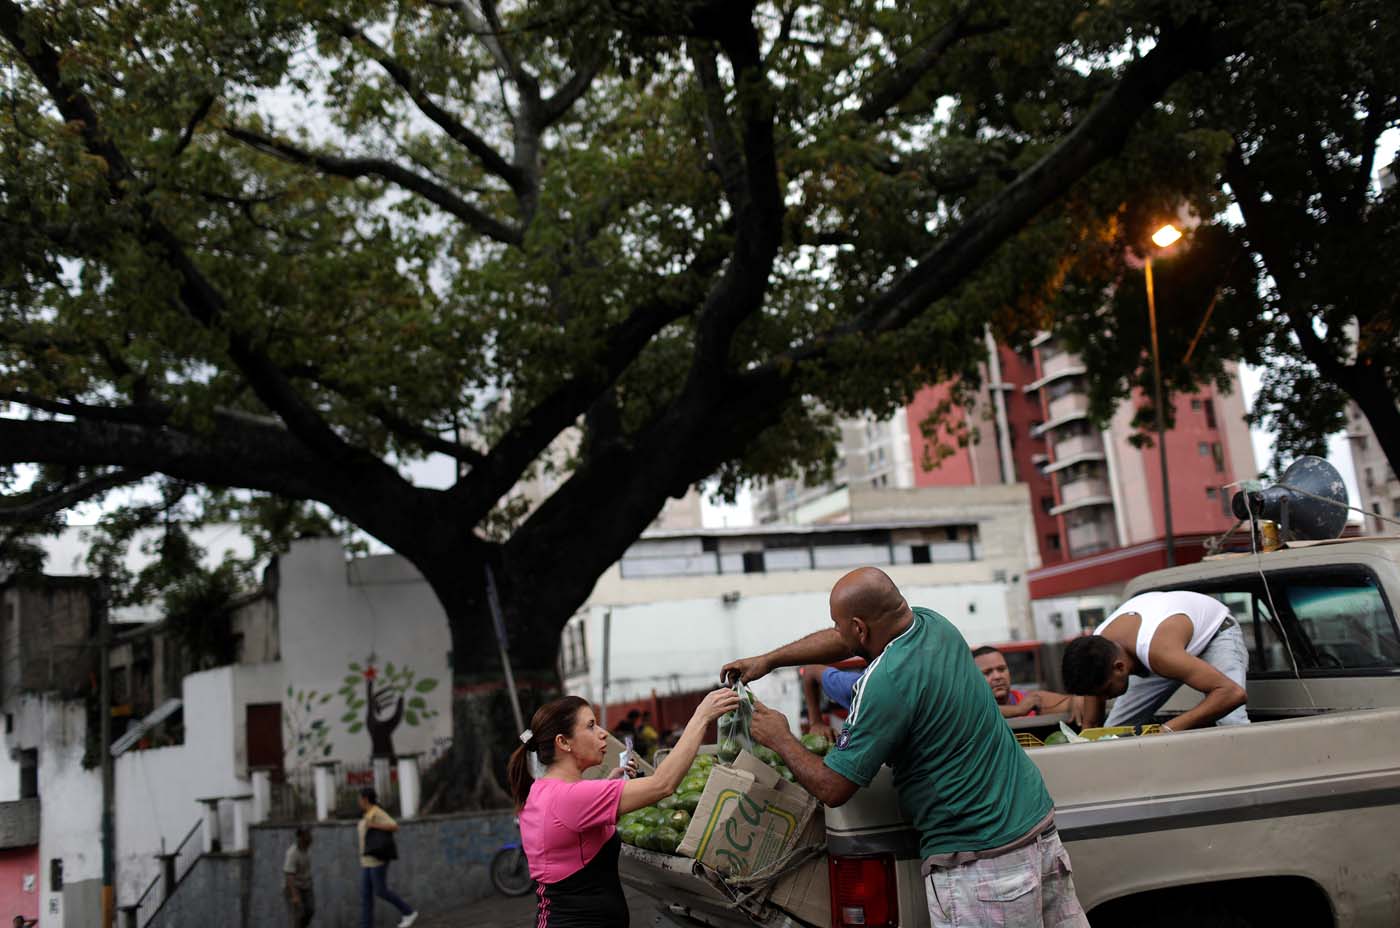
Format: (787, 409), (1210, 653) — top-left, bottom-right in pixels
(880, 474), (889, 487)
(1047, 533), (1061, 551)
(1221, 486), (1234, 517)
(1198, 442), (1210, 456)
(878, 446), (886, 463)
(1212, 442), (1225, 473)
(1191, 399), (1202, 410)
(910, 544), (932, 564)
(1204, 399), (1217, 429)
(1206, 487), (1217, 499)
(1078, 607), (1105, 631)
(945, 527), (959, 541)
(19, 749), (37, 800)
(1366, 467), (1375, 488)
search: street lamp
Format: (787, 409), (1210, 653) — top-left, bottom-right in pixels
(1144, 223), (1181, 566)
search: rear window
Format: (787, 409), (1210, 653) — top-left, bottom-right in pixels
(1165, 569), (1400, 677)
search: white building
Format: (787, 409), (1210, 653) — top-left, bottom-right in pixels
(0, 539), (454, 926)
(564, 485), (1040, 723)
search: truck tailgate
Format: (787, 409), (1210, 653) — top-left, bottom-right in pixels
(619, 846), (820, 928)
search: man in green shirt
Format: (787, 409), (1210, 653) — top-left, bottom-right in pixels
(727, 567), (1087, 927)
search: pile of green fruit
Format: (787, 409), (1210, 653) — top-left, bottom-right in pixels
(618, 754), (714, 852)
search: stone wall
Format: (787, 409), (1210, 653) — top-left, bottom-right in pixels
(249, 811), (517, 926)
(145, 854), (249, 928)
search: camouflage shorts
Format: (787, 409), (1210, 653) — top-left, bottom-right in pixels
(925, 831), (1089, 928)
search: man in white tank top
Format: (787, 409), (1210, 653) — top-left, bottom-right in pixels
(1060, 590), (1249, 731)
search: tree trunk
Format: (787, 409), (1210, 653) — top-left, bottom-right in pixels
(1338, 363), (1400, 499)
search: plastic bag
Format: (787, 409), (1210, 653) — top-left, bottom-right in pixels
(717, 680), (756, 762)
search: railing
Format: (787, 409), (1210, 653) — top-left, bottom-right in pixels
(134, 818), (202, 927)
(267, 767), (317, 824)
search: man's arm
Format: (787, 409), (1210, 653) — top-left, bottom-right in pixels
(1074, 695), (1105, 728)
(721, 629), (854, 684)
(1149, 648), (1246, 731)
(750, 703), (859, 807)
(285, 871), (300, 902)
(999, 691), (1041, 718)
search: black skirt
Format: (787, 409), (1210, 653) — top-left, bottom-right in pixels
(534, 832), (629, 928)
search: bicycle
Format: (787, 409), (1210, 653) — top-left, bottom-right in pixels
(490, 818), (534, 897)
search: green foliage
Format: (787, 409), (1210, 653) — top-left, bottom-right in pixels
(283, 685), (335, 765)
(162, 561), (244, 670)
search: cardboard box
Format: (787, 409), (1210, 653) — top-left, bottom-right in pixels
(765, 814), (829, 926)
(677, 750), (819, 878)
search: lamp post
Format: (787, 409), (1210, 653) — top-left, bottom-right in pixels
(1145, 223), (1182, 566)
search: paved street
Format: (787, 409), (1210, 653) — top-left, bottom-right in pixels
(416, 886), (662, 927)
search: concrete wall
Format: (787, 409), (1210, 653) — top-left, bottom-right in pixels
(30, 697), (99, 928)
(144, 853), (249, 928)
(276, 540), (454, 764)
(0, 846), (40, 922)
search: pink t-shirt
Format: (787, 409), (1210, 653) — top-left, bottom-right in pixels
(520, 777), (626, 884)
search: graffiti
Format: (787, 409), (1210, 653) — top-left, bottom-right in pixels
(283, 685), (334, 766)
(337, 656), (440, 760)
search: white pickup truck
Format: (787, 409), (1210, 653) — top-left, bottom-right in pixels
(620, 536), (1400, 927)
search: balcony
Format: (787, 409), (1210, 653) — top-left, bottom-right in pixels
(1047, 392), (1091, 422)
(1024, 354), (1088, 393)
(1049, 433), (1104, 463)
(1067, 518), (1118, 556)
(0, 799), (39, 850)
(1059, 475), (1111, 505)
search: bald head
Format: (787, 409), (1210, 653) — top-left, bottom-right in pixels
(831, 567), (910, 629)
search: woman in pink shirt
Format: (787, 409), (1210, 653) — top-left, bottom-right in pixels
(508, 688), (739, 928)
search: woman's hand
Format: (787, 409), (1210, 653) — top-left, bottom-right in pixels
(607, 756), (640, 780)
(694, 687), (741, 725)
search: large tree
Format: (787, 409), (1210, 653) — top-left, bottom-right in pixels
(1042, 0), (1399, 476)
(2, 0), (1259, 788)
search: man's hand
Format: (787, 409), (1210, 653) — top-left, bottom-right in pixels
(720, 654), (771, 685)
(806, 720), (836, 740)
(750, 701), (794, 749)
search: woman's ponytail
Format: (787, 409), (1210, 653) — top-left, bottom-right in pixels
(508, 695), (590, 809)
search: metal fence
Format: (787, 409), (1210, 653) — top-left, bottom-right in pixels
(267, 767), (317, 824)
(131, 818), (202, 927)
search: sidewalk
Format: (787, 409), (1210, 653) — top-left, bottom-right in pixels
(415, 885), (660, 927)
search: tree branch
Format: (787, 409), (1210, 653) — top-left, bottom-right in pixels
(224, 127), (523, 245)
(0, 468), (152, 523)
(170, 94), (216, 163)
(857, 8), (1008, 122)
(690, 42), (748, 208)
(754, 15), (1237, 375)
(537, 50), (605, 127)
(0, 391), (170, 427)
(335, 22), (526, 193)
(0, 0), (377, 469)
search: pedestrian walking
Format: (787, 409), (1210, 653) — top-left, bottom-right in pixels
(357, 787), (418, 928)
(284, 826), (315, 926)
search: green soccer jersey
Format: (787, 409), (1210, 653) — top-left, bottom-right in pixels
(824, 607), (1054, 857)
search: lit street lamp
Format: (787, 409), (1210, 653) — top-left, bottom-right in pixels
(1144, 223), (1182, 566)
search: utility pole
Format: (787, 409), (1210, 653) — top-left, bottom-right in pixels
(97, 580), (115, 928)
(1144, 256), (1177, 567)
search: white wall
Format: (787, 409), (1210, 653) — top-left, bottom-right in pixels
(276, 540), (454, 764)
(585, 582), (1017, 707)
(32, 697), (100, 928)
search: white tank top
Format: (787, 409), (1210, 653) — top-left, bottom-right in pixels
(1095, 591), (1232, 674)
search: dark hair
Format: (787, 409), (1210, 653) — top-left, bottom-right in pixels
(970, 646), (1003, 659)
(507, 696), (590, 809)
(359, 787), (378, 806)
(1062, 636), (1121, 694)
(626, 709), (641, 720)
(295, 827), (311, 840)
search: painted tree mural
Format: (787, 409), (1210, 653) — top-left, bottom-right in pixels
(339, 657), (440, 761)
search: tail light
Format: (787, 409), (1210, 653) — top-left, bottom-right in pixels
(829, 853), (898, 927)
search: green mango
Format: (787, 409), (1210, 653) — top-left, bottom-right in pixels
(752, 745), (780, 766)
(638, 807), (668, 826)
(674, 790), (701, 814)
(666, 809), (691, 832)
(656, 794), (678, 811)
(1044, 731), (1069, 745)
(650, 825), (682, 854)
(777, 765), (795, 782)
(800, 733), (832, 756)
(692, 754), (716, 769)
(680, 773), (709, 794)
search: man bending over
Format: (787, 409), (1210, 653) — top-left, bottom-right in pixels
(1062, 590), (1248, 732)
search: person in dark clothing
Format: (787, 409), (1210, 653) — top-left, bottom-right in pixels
(509, 690), (737, 927)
